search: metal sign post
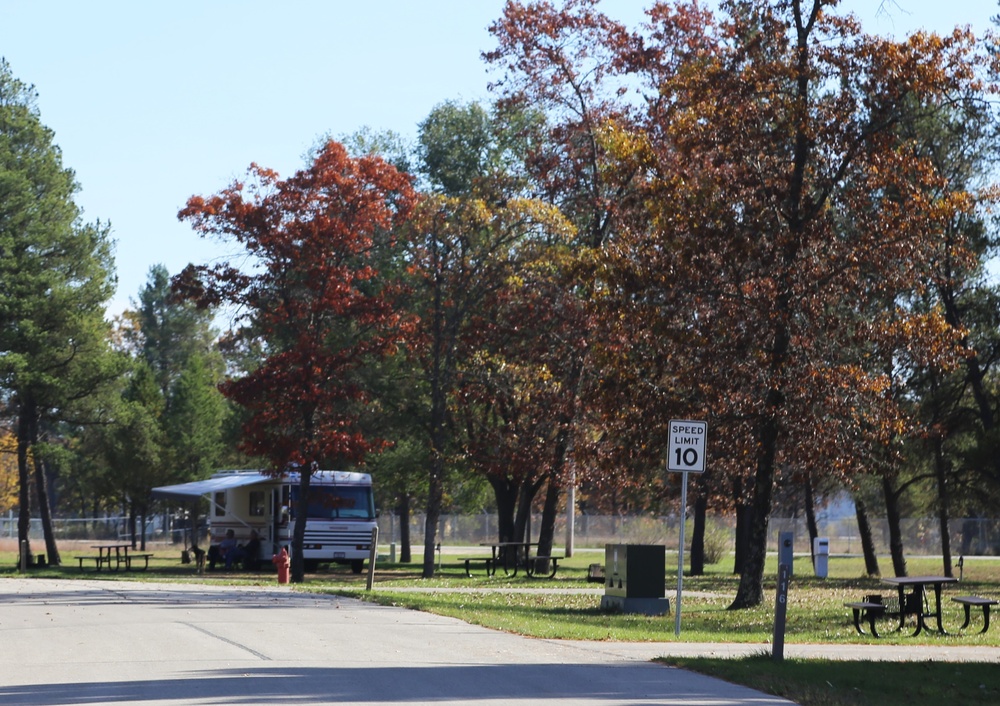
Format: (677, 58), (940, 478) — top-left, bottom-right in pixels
(675, 470), (688, 636)
(667, 419), (707, 636)
(773, 562), (791, 662)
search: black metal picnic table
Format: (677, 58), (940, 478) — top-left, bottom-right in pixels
(881, 575), (959, 636)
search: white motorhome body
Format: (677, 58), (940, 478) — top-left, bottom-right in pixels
(153, 470), (377, 572)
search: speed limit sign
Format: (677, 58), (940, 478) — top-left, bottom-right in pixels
(667, 419), (707, 473)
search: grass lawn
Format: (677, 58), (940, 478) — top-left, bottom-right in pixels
(3, 543), (999, 705)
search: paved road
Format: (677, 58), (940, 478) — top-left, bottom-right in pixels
(0, 578), (792, 706)
(2, 579), (998, 705)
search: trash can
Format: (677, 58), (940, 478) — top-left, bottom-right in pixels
(813, 537), (829, 579)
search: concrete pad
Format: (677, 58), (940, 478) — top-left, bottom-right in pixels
(0, 578), (793, 705)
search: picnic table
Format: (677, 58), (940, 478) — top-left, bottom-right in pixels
(76, 543), (153, 572)
(478, 542), (560, 578)
(881, 575), (959, 636)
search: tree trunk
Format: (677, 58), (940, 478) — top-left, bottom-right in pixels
(534, 475), (560, 575)
(729, 414), (780, 610)
(397, 495), (412, 563)
(689, 494), (707, 576)
(16, 407), (32, 562)
(128, 504), (138, 548)
(29, 428), (61, 567)
(535, 422), (574, 574)
(490, 475), (520, 547)
(511, 479), (543, 568)
(804, 474), (818, 570)
(854, 494), (880, 577)
(422, 456), (444, 578)
(513, 482), (533, 544)
(729, 474), (774, 608)
(882, 475), (907, 577)
(131, 510), (137, 547)
(933, 438), (953, 578)
(733, 501), (752, 575)
(422, 316), (450, 578)
(28, 430), (60, 566)
(291, 468), (312, 583)
(729, 0), (814, 610)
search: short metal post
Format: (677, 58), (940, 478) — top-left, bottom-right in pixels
(772, 563), (791, 662)
(366, 526), (379, 591)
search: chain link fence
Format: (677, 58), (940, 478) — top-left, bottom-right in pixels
(6, 512), (999, 555)
(0, 513), (172, 543)
(377, 513), (1000, 556)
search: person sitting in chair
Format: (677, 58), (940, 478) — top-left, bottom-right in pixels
(241, 530), (262, 571)
(207, 529), (239, 571)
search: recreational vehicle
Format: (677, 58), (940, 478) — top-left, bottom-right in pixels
(153, 469), (377, 572)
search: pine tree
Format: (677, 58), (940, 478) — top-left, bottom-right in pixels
(0, 59), (117, 565)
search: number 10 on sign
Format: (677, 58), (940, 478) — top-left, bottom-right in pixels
(668, 419), (707, 636)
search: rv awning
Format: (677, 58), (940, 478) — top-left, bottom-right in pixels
(152, 473), (273, 501)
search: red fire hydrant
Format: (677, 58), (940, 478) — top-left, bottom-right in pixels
(272, 547), (290, 584)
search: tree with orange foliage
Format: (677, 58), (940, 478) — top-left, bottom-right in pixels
(603, 0), (991, 608)
(176, 141), (415, 582)
(492, 0), (994, 607)
(486, 0), (646, 564)
(0, 432), (19, 513)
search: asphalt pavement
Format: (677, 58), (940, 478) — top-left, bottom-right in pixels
(0, 578), (996, 706)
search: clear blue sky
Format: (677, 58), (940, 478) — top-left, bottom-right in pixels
(1, 1), (996, 316)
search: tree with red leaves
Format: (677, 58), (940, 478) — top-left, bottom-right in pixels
(176, 141), (415, 582)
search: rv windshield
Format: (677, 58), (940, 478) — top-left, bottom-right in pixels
(290, 485), (375, 520)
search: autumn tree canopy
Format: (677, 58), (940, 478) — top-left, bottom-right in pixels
(609, 0), (992, 607)
(486, 0), (996, 606)
(176, 140), (415, 581)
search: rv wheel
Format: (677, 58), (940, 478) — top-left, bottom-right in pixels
(351, 560), (364, 574)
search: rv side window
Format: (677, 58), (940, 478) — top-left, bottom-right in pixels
(213, 492), (226, 517)
(249, 491), (265, 517)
